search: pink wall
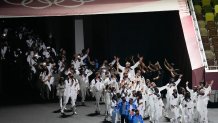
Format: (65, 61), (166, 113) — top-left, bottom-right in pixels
(205, 72), (218, 90)
(192, 67), (204, 87)
(179, 15), (204, 87)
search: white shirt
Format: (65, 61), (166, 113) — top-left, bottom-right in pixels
(170, 95), (179, 106)
(118, 61), (140, 81)
(71, 54), (88, 70)
(91, 78), (104, 92)
(92, 81), (104, 93)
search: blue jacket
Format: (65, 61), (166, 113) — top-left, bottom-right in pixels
(128, 112), (135, 123)
(132, 115), (144, 123)
(118, 101), (129, 115)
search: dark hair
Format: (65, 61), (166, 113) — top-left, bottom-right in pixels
(185, 92), (191, 101)
(117, 93), (121, 98)
(112, 95), (117, 101)
(154, 87), (159, 94)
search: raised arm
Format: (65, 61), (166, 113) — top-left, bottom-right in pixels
(209, 80), (214, 87)
(175, 74), (183, 86)
(131, 56), (136, 65)
(148, 63), (156, 71)
(164, 58), (173, 69)
(87, 69), (93, 77)
(131, 57), (143, 69)
(158, 85), (167, 92)
(186, 81), (192, 93)
(109, 56), (117, 66)
(116, 57), (125, 71)
(164, 60), (173, 72)
(155, 61), (162, 69)
(81, 54), (88, 61)
(81, 48), (89, 61)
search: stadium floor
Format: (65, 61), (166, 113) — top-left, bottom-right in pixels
(0, 101), (217, 123)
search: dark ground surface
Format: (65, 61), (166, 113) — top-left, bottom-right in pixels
(0, 100), (217, 123)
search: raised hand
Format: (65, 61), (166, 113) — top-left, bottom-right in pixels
(211, 80), (214, 84)
(137, 53), (140, 58)
(131, 56), (134, 60)
(116, 57), (120, 62)
(139, 57), (143, 62)
(86, 48), (90, 54)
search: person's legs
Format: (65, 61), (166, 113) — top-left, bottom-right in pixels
(121, 115), (125, 123)
(81, 87), (86, 103)
(188, 109), (193, 123)
(165, 97), (170, 117)
(205, 108), (208, 123)
(61, 96), (69, 113)
(95, 92), (101, 113)
(124, 115), (129, 123)
(104, 104), (109, 120)
(59, 96), (63, 109)
(86, 87), (90, 97)
(70, 95), (77, 114)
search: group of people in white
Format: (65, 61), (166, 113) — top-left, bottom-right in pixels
(55, 50), (214, 123)
(0, 25), (214, 123)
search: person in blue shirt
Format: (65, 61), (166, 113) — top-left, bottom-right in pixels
(118, 97), (129, 123)
(127, 98), (137, 123)
(128, 109), (135, 123)
(132, 110), (144, 123)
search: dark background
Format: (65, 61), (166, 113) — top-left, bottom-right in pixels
(84, 11), (191, 86)
(0, 11), (192, 104)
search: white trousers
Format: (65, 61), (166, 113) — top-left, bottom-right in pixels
(61, 95), (76, 113)
(95, 91), (101, 112)
(183, 108), (193, 123)
(80, 87), (86, 102)
(59, 96), (64, 109)
(171, 106), (179, 123)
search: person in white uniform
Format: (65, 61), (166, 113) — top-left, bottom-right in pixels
(73, 69), (92, 105)
(56, 77), (65, 111)
(202, 80), (214, 123)
(104, 85), (112, 121)
(110, 74), (119, 93)
(186, 81), (198, 121)
(165, 74), (183, 117)
(71, 48), (89, 72)
(197, 89), (208, 123)
(61, 73), (79, 115)
(116, 57), (143, 81)
(182, 92), (193, 123)
(152, 87), (164, 123)
(91, 72), (104, 114)
(170, 89), (180, 123)
(40, 69), (52, 92)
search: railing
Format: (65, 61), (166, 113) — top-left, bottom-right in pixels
(188, 0), (209, 70)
